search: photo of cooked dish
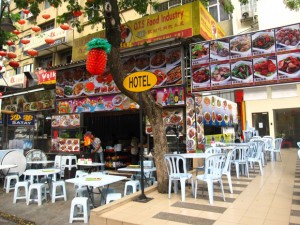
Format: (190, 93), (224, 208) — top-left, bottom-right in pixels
(231, 61), (253, 80)
(135, 55), (150, 70)
(152, 69), (166, 86)
(253, 59), (277, 77)
(30, 102), (38, 110)
(51, 119), (59, 127)
(203, 97), (210, 106)
(217, 114), (223, 122)
(224, 114), (229, 123)
(277, 55), (300, 76)
(169, 114), (182, 124)
(73, 82), (84, 95)
(150, 51), (166, 68)
(230, 34), (251, 52)
(191, 43), (209, 60)
(23, 103), (30, 111)
(122, 57), (135, 73)
(204, 112), (211, 122)
(212, 111), (216, 122)
(166, 48), (181, 64)
(252, 33), (275, 50)
(166, 66), (182, 84)
(186, 139), (195, 149)
(192, 67), (210, 83)
(211, 65), (230, 82)
(112, 95), (124, 106)
(276, 26), (300, 47)
(210, 41), (230, 59)
(56, 87), (64, 97)
(64, 86), (73, 96)
(188, 127), (196, 139)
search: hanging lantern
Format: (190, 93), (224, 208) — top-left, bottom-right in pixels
(23, 9), (30, 14)
(12, 30), (21, 35)
(31, 26), (41, 32)
(9, 61), (19, 68)
(18, 19), (26, 25)
(42, 14), (51, 19)
(6, 40), (14, 46)
(27, 49), (38, 57)
(0, 66), (2, 71)
(21, 38), (30, 45)
(59, 24), (70, 30)
(86, 38), (111, 76)
(72, 10), (82, 17)
(45, 37), (55, 44)
(0, 51), (6, 57)
(7, 52), (17, 59)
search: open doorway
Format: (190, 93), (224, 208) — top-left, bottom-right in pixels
(252, 112), (270, 137)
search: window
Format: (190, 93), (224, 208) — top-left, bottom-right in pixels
(40, 21), (54, 32)
(16, 67), (21, 74)
(59, 50), (72, 64)
(207, 0), (230, 22)
(38, 55), (53, 68)
(155, 0), (196, 12)
(23, 64), (33, 73)
(44, 0), (51, 10)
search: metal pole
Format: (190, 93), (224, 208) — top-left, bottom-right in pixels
(138, 92), (147, 200)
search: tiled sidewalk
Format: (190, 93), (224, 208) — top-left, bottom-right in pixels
(91, 148), (300, 225)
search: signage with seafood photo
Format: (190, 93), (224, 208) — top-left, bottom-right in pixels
(191, 22), (300, 92)
(7, 113), (35, 126)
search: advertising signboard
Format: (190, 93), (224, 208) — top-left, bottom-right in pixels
(191, 23), (300, 92)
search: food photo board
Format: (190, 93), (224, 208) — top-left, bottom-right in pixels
(190, 23), (300, 92)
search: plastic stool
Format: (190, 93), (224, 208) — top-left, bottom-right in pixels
(106, 193), (122, 204)
(124, 180), (140, 196)
(13, 181), (29, 203)
(69, 197), (89, 223)
(75, 187), (89, 197)
(27, 183), (47, 206)
(51, 180), (67, 203)
(4, 174), (19, 193)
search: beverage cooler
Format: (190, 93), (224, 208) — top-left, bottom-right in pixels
(1, 113), (35, 150)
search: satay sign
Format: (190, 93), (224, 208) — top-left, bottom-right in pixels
(123, 71), (157, 92)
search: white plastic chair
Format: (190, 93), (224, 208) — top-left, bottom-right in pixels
(248, 140), (264, 175)
(273, 138), (283, 161)
(164, 154), (194, 202)
(195, 153), (226, 205)
(298, 150), (300, 159)
(297, 142), (300, 149)
(260, 137), (273, 164)
(222, 149), (236, 194)
(195, 147), (222, 176)
(230, 146), (249, 179)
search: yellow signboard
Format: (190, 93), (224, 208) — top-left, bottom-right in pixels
(199, 3), (225, 40)
(72, 2), (225, 62)
(123, 72), (157, 93)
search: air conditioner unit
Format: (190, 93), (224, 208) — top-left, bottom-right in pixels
(242, 12), (250, 19)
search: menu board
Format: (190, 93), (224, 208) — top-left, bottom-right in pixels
(57, 94), (139, 114)
(122, 46), (183, 87)
(185, 96), (198, 152)
(51, 138), (80, 152)
(145, 108), (184, 135)
(2, 90), (55, 113)
(191, 23), (300, 92)
(51, 114), (80, 127)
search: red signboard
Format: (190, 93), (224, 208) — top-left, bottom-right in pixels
(36, 69), (56, 84)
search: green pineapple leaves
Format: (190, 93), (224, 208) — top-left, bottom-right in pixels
(86, 38), (112, 53)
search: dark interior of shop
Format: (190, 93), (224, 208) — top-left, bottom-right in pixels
(83, 111), (141, 149)
(274, 108), (300, 147)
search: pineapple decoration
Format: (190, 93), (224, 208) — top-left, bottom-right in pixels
(86, 38), (111, 76)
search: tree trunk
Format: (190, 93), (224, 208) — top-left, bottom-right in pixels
(104, 0), (169, 193)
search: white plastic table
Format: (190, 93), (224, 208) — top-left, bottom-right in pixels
(77, 163), (105, 173)
(66, 173), (126, 207)
(23, 168), (60, 184)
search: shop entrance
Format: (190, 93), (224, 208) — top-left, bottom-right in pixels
(252, 112), (270, 137)
(274, 108), (300, 148)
